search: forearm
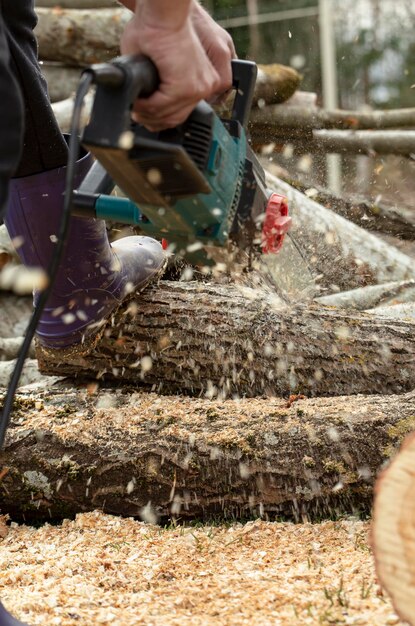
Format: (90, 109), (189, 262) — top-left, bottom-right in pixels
(119, 0), (193, 28)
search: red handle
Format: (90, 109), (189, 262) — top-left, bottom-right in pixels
(261, 193), (291, 254)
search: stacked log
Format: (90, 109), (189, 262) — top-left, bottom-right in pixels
(250, 103), (415, 157)
(0, 385), (414, 523)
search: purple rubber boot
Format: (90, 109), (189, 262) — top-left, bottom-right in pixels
(0, 603), (28, 626)
(4, 149), (166, 348)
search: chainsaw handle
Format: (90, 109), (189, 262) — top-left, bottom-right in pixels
(112, 54), (160, 99)
(231, 59), (258, 129)
(101, 55), (258, 126)
(112, 56), (258, 125)
(83, 56), (257, 149)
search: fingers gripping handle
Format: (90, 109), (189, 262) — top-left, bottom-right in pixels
(82, 56), (257, 151)
(113, 55), (160, 99)
(86, 55), (159, 99)
(87, 56), (257, 123)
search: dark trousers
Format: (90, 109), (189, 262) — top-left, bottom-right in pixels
(0, 0), (68, 217)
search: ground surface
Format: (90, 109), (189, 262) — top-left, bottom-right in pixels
(0, 512), (404, 626)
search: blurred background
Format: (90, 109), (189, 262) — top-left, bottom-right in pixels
(210, 0), (414, 109)
(207, 0), (415, 207)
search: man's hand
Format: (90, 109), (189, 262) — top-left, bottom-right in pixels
(191, 1), (236, 100)
(120, 0), (235, 131)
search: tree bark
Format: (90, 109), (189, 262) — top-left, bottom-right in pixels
(0, 386), (413, 523)
(373, 431), (415, 626)
(35, 281), (415, 397)
(265, 171), (415, 291)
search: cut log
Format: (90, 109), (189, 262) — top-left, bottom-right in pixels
(373, 431), (415, 626)
(252, 126), (415, 157)
(35, 7), (131, 65)
(265, 170), (415, 291)
(251, 105), (415, 131)
(316, 280), (415, 310)
(311, 130), (415, 157)
(36, 281), (415, 397)
(0, 386), (414, 523)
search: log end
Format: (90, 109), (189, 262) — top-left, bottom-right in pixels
(372, 431), (415, 625)
(256, 64), (302, 104)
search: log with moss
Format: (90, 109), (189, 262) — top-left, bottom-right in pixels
(35, 281), (415, 397)
(0, 385), (414, 523)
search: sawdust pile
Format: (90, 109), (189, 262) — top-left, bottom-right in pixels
(0, 511), (402, 626)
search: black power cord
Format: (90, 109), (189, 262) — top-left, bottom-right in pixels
(0, 72), (94, 449)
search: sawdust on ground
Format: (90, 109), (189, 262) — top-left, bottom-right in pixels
(0, 511), (403, 626)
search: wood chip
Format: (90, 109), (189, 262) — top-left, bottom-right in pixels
(0, 512), (403, 625)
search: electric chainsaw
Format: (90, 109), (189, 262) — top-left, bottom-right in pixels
(72, 55), (313, 297)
